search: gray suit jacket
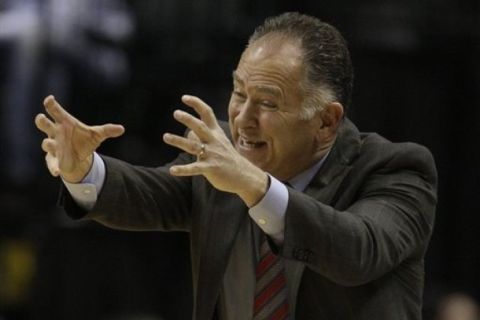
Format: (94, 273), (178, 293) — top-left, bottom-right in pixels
(63, 118), (437, 320)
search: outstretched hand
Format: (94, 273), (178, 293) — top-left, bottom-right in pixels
(163, 95), (268, 207)
(35, 95), (125, 183)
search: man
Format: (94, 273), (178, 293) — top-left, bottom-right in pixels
(35, 12), (437, 320)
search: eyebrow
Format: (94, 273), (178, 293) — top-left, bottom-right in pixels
(232, 71), (243, 84)
(232, 71), (283, 99)
(255, 85), (283, 98)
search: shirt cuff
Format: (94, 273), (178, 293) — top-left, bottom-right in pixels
(62, 152), (106, 211)
(249, 175), (289, 244)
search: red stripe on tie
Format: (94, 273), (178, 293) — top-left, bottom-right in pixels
(255, 252), (276, 277)
(253, 272), (286, 314)
(269, 301), (289, 320)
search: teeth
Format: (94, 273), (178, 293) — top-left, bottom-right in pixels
(240, 137), (263, 148)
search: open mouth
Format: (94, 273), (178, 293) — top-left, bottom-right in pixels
(239, 137), (267, 150)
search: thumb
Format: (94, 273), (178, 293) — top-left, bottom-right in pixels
(45, 153), (60, 177)
(95, 123), (125, 141)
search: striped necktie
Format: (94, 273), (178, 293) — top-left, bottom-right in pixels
(253, 236), (290, 320)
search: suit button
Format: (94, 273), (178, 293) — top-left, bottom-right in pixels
(305, 250), (313, 263)
(293, 248), (304, 260)
(293, 248), (313, 262)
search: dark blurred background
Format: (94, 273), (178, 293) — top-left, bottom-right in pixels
(0, 0), (479, 319)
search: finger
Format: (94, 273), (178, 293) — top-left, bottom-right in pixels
(163, 133), (203, 156)
(43, 95), (70, 123)
(173, 110), (212, 141)
(181, 95), (219, 128)
(45, 153), (60, 177)
(41, 138), (57, 155)
(92, 123), (125, 142)
(169, 162), (205, 177)
(187, 130), (200, 142)
(35, 113), (56, 138)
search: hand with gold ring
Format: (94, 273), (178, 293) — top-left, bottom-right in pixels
(162, 94), (268, 207)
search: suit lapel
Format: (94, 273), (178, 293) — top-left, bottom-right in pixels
(195, 191), (247, 319)
(305, 118), (361, 203)
(285, 118), (361, 316)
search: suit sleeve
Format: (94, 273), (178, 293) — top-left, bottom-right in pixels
(61, 152), (195, 232)
(280, 143), (437, 286)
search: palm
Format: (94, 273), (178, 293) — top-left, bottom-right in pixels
(57, 118), (96, 172)
(35, 96), (124, 182)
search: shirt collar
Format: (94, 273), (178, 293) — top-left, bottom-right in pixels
(287, 150), (330, 191)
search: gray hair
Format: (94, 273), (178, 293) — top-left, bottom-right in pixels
(248, 12), (353, 118)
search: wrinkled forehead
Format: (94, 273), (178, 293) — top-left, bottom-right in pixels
(233, 34), (308, 105)
(239, 33), (304, 69)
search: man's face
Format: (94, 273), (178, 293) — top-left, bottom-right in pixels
(228, 36), (324, 181)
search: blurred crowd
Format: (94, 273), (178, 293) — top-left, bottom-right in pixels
(0, 0), (133, 187)
(0, 0), (479, 319)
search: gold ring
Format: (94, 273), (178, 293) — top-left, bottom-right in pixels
(197, 143), (206, 159)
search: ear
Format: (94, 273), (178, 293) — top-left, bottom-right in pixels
(315, 102), (344, 144)
(321, 102), (344, 130)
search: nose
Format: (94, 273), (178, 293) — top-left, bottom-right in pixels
(234, 101), (258, 128)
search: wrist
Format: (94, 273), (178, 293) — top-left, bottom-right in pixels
(238, 169), (270, 208)
(61, 154), (94, 183)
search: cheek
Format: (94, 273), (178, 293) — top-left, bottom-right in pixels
(258, 113), (291, 138)
(259, 111), (285, 129)
(259, 117), (291, 155)
(227, 98), (234, 114)
(228, 102), (238, 123)
(229, 96), (246, 117)
(270, 121), (312, 153)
